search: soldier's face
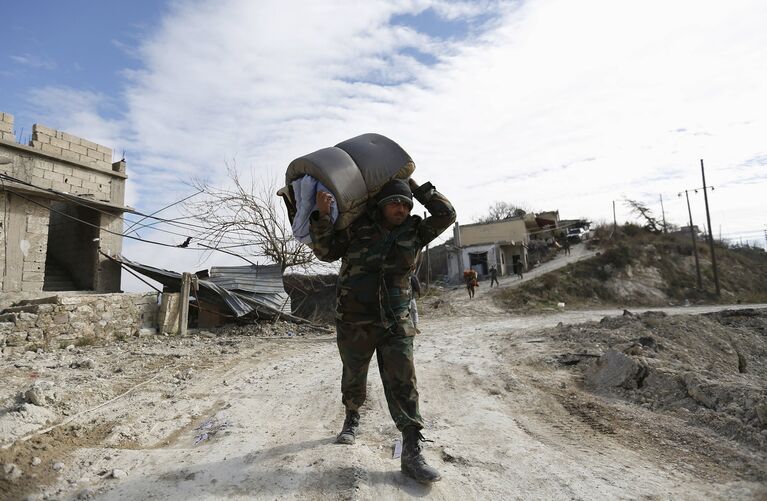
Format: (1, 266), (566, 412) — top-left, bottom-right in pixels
(382, 201), (411, 227)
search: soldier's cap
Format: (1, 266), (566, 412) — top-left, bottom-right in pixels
(376, 179), (413, 209)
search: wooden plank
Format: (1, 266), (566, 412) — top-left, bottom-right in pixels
(179, 272), (191, 336)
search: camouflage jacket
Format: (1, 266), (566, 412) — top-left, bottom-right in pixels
(309, 182), (456, 325)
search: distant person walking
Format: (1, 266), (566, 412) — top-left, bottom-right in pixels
(562, 238), (571, 256)
(489, 266), (499, 287)
(464, 269), (478, 298)
(513, 261), (524, 280)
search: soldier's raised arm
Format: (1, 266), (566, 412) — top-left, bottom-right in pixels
(409, 178), (456, 245)
(309, 191), (349, 262)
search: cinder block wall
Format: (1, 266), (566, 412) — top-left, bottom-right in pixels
(0, 194), (6, 290)
(0, 193), (50, 292)
(0, 112), (126, 205)
(0, 111), (128, 293)
(0, 113), (16, 142)
(31, 123), (120, 174)
(96, 212), (124, 292)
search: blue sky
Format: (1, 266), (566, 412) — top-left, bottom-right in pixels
(2, 0), (766, 288)
(2, 1), (166, 143)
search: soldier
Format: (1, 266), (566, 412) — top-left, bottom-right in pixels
(514, 260), (524, 279)
(489, 265), (499, 287)
(310, 177), (455, 483)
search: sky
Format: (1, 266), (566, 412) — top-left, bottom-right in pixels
(2, 0), (766, 290)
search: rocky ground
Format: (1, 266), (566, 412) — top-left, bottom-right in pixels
(1, 250), (766, 499)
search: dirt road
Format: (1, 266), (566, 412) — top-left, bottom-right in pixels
(2, 272), (766, 499)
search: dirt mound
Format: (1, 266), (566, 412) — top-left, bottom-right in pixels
(497, 231), (767, 309)
(548, 308), (767, 449)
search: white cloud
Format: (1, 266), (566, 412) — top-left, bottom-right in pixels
(10, 53), (56, 70)
(20, 0), (767, 288)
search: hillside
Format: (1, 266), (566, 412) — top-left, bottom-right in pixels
(497, 229), (767, 310)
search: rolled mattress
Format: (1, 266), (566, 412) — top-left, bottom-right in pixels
(279, 133), (415, 230)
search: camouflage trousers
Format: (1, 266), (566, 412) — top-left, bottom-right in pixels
(336, 319), (423, 431)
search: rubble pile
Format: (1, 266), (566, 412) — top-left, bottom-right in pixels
(549, 308), (767, 448)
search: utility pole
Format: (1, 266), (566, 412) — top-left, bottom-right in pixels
(700, 159), (720, 297)
(659, 194), (668, 233)
(680, 190), (703, 289)
(612, 200), (617, 238)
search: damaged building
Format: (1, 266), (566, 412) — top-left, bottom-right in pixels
(1, 111), (295, 353)
(0, 111), (161, 351)
(0, 111), (128, 296)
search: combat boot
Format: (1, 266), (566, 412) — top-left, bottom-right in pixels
(401, 427), (441, 483)
(335, 410), (360, 445)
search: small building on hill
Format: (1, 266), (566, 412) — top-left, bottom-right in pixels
(446, 217), (530, 281)
(525, 210), (560, 242)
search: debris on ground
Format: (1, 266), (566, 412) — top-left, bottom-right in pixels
(548, 308), (767, 449)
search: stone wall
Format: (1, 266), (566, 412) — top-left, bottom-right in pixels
(0, 293), (159, 354)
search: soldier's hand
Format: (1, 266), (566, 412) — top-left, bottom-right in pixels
(316, 191), (334, 216)
(408, 178), (420, 191)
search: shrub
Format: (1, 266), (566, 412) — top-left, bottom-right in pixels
(622, 223), (644, 236)
(601, 243), (632, 269)
(541, 273), (559, 289)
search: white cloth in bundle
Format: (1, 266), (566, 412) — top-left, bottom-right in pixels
(291, 175), (338, 244)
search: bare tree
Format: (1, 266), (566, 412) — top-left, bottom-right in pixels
(624, 199), (664, 233)
(476, 201), (527, 223)
(183, 165), (316, 272)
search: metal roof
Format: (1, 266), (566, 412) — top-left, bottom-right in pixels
(207, 264), (291, 312)
(110, 255), (290, 317)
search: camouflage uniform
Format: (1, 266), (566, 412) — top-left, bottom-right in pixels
(309, 182), (455, 431)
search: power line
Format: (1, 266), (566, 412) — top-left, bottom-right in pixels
(0, 172), (214, 234)
(4, 187), (259, 262)
(123, 189), (203, 235)
(0, 172), (261, 247)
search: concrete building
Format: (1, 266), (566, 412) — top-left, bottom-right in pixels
(0, 111), (130, 294)
(525, 210), (560, 242)
(446, 217), (530, 281)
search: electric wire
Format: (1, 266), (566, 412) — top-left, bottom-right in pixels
(0, 172), (214, 234)
(123, 189), (203, 235)
(4, 186), (259, 262)
(0, 172), (263, 248)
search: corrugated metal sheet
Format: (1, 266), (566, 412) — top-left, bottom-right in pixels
(207, 264), (291, 313)
(110, 255), (290, 318)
